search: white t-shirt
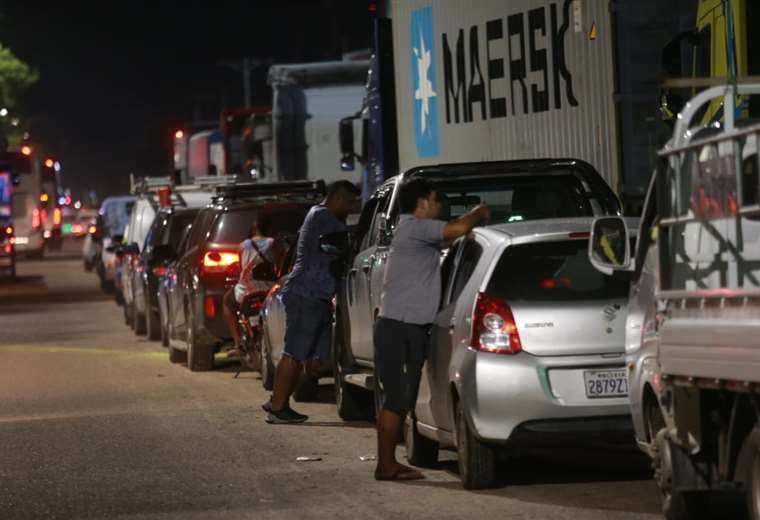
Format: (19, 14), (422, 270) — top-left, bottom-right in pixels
(234, 237), (275, 303)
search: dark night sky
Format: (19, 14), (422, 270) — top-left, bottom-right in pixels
(1, 1), (371, 201)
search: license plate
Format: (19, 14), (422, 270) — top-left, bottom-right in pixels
(583, 369), (628, 399)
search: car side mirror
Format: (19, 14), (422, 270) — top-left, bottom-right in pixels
(589, 217), (632, 275)
(339, 115), (358, 172)
(151, 244), (176, 265)
(319, 231), (349, 256)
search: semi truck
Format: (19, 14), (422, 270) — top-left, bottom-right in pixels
(266, 60), (368, 185)
(340, 0), (720, 212)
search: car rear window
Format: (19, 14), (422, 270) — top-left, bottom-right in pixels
(432, 175), (592, 224)
(486, 240), (629, 302)
(166, 211), (198, 251)
(211, 206), (309, 244)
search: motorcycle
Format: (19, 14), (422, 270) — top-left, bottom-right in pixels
(234, 290), (268, 373)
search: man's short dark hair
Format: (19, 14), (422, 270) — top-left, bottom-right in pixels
(257, 213), (273, 237)
(327, 180), (360, 199)
(399, 178), (434, 214)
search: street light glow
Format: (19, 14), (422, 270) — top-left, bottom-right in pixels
(21, 145), (32, 156)
(54, 161), (61, 172)
(0, 108), (8, 117)
(45, 159), (54, 168)
(175, 130), (184, 139)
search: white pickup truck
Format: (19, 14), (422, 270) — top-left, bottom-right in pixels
(590, 82), (760, 520)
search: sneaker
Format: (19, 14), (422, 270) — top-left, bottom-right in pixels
(266, 406), (308, 424)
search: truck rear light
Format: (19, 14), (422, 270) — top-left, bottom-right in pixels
(32, 208), (41, 229)
(204, 295), (216, 318)
(201, 251), (239, 274)
(3, 244), (11, 254)
(470, 292), (521, 355)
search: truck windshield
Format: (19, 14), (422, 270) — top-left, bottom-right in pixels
(487, 240), (630, 302)
(434, 175), (592, 224)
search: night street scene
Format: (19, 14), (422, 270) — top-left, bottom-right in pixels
(1, 1), (759, 519)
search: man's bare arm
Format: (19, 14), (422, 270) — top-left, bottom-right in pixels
(442, 204), (491, 242)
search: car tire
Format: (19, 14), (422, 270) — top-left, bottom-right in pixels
(736, 428), (760, 520)
(405, 415), (439, 469)
(293, 375), (320, 402)
(169, 343), (186, 364)
(655, 431), (711, 520)
(186, 305), (213, 372)
(159, 303), (170, 348)
(456, 400), (496, 490)
(332, 325), (370, 421)
(260, 330), (275, 391)
(133, 302), (147, 335)
(123, 297), (133, 327)
(145, 292), (161, 341)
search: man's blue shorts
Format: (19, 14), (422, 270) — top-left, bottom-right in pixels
(282, 292), (332, 362)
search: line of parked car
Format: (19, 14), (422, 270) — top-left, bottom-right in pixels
(83, 163), (645, 491)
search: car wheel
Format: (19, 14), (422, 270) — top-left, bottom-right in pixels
(133, 301), (147, 335)
(169, 343), (187, 363)
(293, 375), (320, 402)
(456, 400), (496, 490)
(145, 292), (161, 341)
(260, 330), (274, 390)
(159, 302), (170, 348)
(405, 415), (439, 468)
(332, 324), (370, 421)
(123, 297), (133, 327)
(655, 430), (711, 520)
(185, 305), (213, 371)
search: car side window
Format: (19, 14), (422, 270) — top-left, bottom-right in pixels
(368, 190), (392, 247)
(449, 239), (483, 304)
(439, 241), (461, 308)
(355, 197), (379, 251)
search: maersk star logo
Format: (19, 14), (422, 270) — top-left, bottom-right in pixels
(413, 34), (436, 134)
(409, 6), (440, 158)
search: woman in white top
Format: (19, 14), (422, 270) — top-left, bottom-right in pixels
(223, 214), (284, 350)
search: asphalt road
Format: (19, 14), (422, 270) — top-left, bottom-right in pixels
(0, 243), (664, 520)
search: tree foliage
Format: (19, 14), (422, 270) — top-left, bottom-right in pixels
(0, 44), (37, 110)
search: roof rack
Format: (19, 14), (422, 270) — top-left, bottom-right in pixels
(130, 174), (172, 194)
(189, 175), (239, 188)
(214, 180), (326, 200)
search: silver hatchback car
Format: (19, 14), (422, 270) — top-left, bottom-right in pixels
(405, 218), (637, 489)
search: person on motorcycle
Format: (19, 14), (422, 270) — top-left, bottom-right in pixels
(222, 214), (284, 354)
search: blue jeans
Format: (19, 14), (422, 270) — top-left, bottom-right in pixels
(282, 292), (332, 362)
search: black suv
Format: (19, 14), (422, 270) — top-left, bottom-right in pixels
(165, 181), (324, 371)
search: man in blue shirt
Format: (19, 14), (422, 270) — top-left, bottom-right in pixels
(265, 180), (360, 424)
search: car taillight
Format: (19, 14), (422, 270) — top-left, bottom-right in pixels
(3, 244), (10, 254)
(152, 266), (168, 277)
(53, 208), (62, 227)
(201, 251), (239, 274)
(470, 292), (522, 355)
(204, 295), (216, 318)
(32, 208), (41, 229)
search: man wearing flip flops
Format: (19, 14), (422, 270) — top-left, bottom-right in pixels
(373, 178), (490, 481)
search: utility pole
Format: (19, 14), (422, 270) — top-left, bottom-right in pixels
(220, 57), (271, 108)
